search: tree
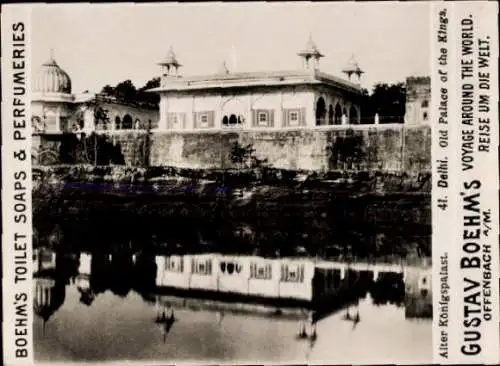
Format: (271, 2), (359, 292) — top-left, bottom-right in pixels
(371, 83), (406, 123)
(141, 77), (160, 90)
(360, 88), (374, 124)
(101, 84), (114, 95)
(137, 77), (160, 106)
(230, 141), (268, 170)
(99, 77), (160, 107)
(360, 82), (406, 123)
(114, 80), (137, 102)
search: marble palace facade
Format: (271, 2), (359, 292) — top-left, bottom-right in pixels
(151, 37), (365, 133)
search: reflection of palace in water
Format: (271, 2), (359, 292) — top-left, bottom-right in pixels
(33, 247), (431, 325)
(154, 253), (431, 319)
(33, 248), (66, 334)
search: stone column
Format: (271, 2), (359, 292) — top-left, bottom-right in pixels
(159, 98), (168, 131)
(341, 113), (348, 125)
(373, 269), (379, 282)
(340, 267), (346, 280)
(56, 106), (62, 132)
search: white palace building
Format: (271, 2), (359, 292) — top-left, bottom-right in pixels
(150, 36), (365, 133)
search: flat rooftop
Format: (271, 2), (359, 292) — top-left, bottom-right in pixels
(149, 69), (362, 94)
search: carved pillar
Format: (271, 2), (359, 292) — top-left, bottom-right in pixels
(56, 105), (61, 132)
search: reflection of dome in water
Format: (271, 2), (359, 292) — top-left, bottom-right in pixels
(34, 278), (66, 330)
(365, 291), (373, 304)
(33, 247), (57, 275)
(32, 56), (72, 94)
(76, 274), (90, 291)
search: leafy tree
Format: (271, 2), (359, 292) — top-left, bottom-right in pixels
(101, 84), (114, 95)
(137, 77), (160, 106)
(230, 141), (268, 170)
(140, 77), (160, 90)
(361, 82), (406, 123)
(114, 80), (137, 102)
(360, 88), (374, 124)
(99, 77), (160, 107)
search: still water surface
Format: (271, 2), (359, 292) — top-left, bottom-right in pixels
(34, 279), (431, 364)
(33, 190), (431, 363)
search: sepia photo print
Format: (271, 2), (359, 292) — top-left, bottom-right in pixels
(29, 2), (433, 364)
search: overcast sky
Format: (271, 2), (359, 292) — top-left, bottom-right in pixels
(31, 2), (430, 94)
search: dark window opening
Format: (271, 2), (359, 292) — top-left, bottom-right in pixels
(122, 114), (133, 129)
(315, 97), (326, 125)
(334, 104), (342, 125)
(349, 106), (358, 124)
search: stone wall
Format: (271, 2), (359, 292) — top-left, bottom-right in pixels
(149, 125), (430, 171)
(405, 76), (431, 126)
(150, 131), (238, 169)
(32, 132), (149, 166)
(32, 124), (431, 172)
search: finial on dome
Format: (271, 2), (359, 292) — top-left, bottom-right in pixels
(305, 33), (318, 53)
(218, 61), (230, 75)
(43, 48), (58, 66)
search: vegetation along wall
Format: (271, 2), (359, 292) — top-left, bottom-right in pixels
(32, 124), (430, 172)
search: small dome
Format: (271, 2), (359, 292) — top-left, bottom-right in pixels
(34, 278), (66, 322)
(298, 35), (324, 58)
(33, 57), (72, 94)
(342, 55), (364, 75)
(158, 46), (182, 67)
(305, 37), (319, 53)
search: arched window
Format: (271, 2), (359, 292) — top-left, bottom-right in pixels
(222, 114), (243, 127)
(328, 105), (334, 125)
(421, 100), (429, 108)
(334, 104), (342, 125)
(122, 114), (133, 129)
(349, 106), (358, 124)
(115, 116), (121, 130)
(315, 97), (326, 125)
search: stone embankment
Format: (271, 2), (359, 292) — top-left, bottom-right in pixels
(33, 164), (431, 195)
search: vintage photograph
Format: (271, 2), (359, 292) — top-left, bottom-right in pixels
(31, 2), (432, 364)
